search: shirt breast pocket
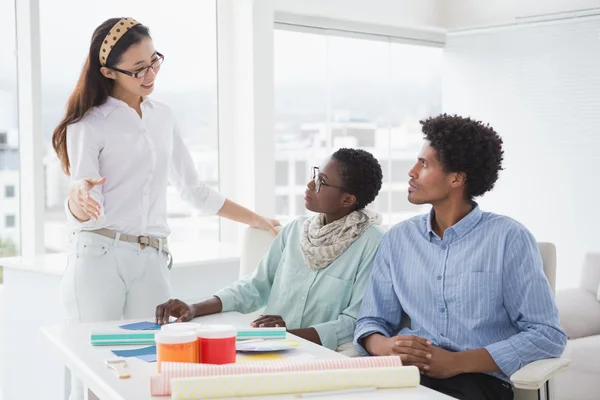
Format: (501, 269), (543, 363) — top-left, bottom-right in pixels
(319, 273), (353, 312)
(454, 271), (501, 320)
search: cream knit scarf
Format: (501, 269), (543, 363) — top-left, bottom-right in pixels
(300, 209), (382, 270)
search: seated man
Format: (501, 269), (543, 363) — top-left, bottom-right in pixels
(157, 148), (384, 352)
(354, 114), (566, 400)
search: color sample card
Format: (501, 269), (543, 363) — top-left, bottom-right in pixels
(111, 345), (157, 360)
(119, 322), (162, 330)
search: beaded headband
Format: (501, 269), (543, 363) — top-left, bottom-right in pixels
(99, 17), (141, 66)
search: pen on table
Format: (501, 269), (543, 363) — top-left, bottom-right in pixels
(295, 387), (377, 398)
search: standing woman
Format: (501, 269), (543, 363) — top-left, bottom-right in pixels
(52, 17), (278, 399)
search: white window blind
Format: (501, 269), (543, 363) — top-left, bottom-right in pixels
(444, 16), (600, 289)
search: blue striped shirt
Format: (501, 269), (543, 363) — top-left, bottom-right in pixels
(354, 204), (567, 382)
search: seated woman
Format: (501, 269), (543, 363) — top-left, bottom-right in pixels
(155, 148), (383, 351)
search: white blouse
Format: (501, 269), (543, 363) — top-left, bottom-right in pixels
(65, 96), (225, 238)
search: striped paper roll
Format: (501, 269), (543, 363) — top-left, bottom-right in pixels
(171, 366), (420, 399)
(90, 331), (156, 346)
(236, 327), (286, 341)
(150, 356), (403, 396)
(91, 328), (286, 346)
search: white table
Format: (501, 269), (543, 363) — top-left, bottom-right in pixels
(42, 312), (452, 400)
(1, 241), (240, 400)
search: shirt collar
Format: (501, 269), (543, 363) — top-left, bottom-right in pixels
(425, 202), (482, 241)
(99, 96), (154, 118)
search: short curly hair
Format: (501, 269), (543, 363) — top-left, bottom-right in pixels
(421, 114), (504, 199)
(331, 148), (383, 209)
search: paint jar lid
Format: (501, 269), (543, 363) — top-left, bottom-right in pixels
(196, 324), (237, 339)
(160, 322), (203, 333)
(155, 331), (197, 344)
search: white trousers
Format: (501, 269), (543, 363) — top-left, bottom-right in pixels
(60, 231), (171, 400)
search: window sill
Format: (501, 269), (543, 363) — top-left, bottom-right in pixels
(0, 241), (240, 276)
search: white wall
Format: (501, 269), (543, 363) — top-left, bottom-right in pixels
(442, 0), (600, 30)
(274, 0), (443, 29)
(443, 16), (600, 289)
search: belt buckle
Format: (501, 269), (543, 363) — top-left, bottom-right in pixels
(138, 236), (150, 250)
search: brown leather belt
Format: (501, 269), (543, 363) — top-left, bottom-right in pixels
(90, 228), (172, 269)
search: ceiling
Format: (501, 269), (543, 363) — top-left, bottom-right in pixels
(273, 0), (600, 31)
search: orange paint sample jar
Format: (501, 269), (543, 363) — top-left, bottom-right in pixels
(196, 325), (237, 365)
(155, 331), (198, 372)
(161, 323), (203, 362)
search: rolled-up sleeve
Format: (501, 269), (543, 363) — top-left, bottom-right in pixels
(65, 120), (106, 229)
(169, 120), (225, 215)
(485, 229), (567, 377)
(312, 234), (381, 350)
(354, 232), (403, 355)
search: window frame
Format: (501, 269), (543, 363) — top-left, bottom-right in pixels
(12, 0), (445, 257)
(272, 18), (444, 225)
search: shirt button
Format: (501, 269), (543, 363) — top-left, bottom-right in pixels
(302, 296), (305, 300)
(440, 308), (446, 313)
(437, 275), (442, 280)
(441, 245), (447, 250)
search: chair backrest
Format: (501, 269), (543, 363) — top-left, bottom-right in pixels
(513, 243), (557, 400)
(579, 252), (600, 295)
(239, 226), (282, 278)
(538, 242), (556, 293)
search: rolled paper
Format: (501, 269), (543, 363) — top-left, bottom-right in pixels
(170, 366), (420, 399)
(236, 328), (286, 341)
(150, 356), (403, 396)
(90, 331), (156, 346)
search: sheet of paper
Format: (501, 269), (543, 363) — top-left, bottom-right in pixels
(111, 345), (157, 358)
(135, 353), (157, 362)
(119, 322), (162, 330)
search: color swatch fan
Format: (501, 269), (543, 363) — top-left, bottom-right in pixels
(236, 339), (300, 352)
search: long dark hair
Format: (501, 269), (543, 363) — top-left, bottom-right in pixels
(52, 18), (151, 175)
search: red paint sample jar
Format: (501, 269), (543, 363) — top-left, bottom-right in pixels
(196, 325), (237, 365)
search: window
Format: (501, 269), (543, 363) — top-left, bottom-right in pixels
(275, 161), (289, 186)
(275, 196), (289, 217)
(5, 215), (15, 229)
(5, 185), (14, 198)
(40, 1), (219, 252)
(274, 29), (327, 225)
(295, 160), (307, 185)
(274, 28), (442, 227)
(0, 0), (20, 258)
